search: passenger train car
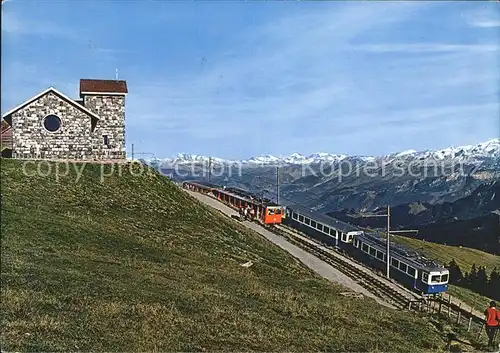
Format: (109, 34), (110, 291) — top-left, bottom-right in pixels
(183, 180), (284, 224)
(283, 204), (449, 295)
(183, 180), (448, 295)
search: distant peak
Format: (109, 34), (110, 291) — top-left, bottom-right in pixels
(147, 139), (500, 166)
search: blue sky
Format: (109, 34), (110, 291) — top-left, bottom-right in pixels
(2, 0), (499, 160)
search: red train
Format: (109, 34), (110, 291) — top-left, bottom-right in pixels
(182, 180), (284, 224)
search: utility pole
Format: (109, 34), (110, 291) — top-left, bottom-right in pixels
(359, 205), (418, 279)
(131, 143), (134, 160)
(208, 157), (212, 183)
(276, 166), (280, 204)
(386, 205), (390, 279)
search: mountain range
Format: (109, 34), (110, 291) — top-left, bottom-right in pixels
(146, 138), (499, 167)
(142, 138), (500, 254)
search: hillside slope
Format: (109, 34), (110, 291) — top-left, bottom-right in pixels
(327, 181), (500, 254)
(392, 235), (500, 274)
(1, 159), (446, 352)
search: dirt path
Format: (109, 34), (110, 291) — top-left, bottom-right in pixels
(185, 189), (394, 309)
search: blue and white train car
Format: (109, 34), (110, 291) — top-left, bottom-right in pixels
(352, 231), (449, 295)
(283, 204), (362, 250)
(283, 205), (449, 295)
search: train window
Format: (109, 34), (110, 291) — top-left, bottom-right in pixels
(341, 233), (346, 242)
(376, 251), (384, 260)
(441, 274), (449, 282)
(407, 267), (416, 277)
(311, 220), (317, 227)
(430, 275), (441, 283)
(399, 262), (407, 272)
(275, 209), (282, 215)
(316, 223), (323, 231)
(324, 226), (330, 234)
(305, 218), (311, 225)
(369, 247), (376, 256)
(361, 243), (369, 252)
(291, 212), (297, 219)
(299, 215), (304, 222)
(391, 258), (399, 268)
(353, 239), (359, 248)
(422, 272), (428, 282)
(329, 228), (336, 236)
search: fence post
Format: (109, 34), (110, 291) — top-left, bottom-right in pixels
(448, 295), (452, 318)
(457, 303), (462, 325)
(438, 299), (442, 314)
(477, 323), (484, 340)
(467, 311), (473, 332)
(408, 301), (412, 310)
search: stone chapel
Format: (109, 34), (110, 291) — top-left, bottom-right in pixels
(1, 79), (128, 160)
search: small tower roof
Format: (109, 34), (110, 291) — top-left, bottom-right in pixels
(80, 79), (128, 96)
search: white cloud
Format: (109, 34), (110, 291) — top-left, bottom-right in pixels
(126, 2), (498, 154)
(127, 2), (435, 131)
(463, 6), (500, 28)
(470, 19), (500, 28)
(351, 43), (499, 53)
(1, 11), (79, 39)
(2, 1), (499, 158)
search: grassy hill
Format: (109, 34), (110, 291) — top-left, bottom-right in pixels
(1, 159), (453, 352)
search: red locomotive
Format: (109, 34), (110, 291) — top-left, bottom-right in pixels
(182, 180), (284, 224)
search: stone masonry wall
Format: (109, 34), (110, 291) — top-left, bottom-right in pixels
(12, 92), (96, 159)
(83, 95), (126, 159)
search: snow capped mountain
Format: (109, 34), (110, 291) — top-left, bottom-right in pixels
(146, 138), (500, 167)
(385, 138), (500, 163)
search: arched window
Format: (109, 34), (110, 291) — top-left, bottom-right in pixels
(43, 115), (61, 132)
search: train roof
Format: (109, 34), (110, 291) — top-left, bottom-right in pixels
(223, 187), (281, 207)
(224, 188), (282, 207)
(286, 203), (445, 271)
(185, 180), (221, 189)
(286, 204), (361, 233)
(356, 231), (445, 271)
(185, 180), (281, 207)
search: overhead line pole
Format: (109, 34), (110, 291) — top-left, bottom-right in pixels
(208, 157), (212, 183)
(359, 207), (391, 278)
(387, 205), (390, 279)
(359, 205), (419, 279)
(276, 166), (280, 204)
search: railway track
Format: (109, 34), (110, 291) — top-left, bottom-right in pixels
(265, 223), (420, 309)
(183, 187), (486, 329)
(268, 224), (486, 323)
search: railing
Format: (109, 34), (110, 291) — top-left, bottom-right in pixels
(408, 294), (487, 339)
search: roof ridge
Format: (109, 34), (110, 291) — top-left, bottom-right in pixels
(1, 86), (101, 121)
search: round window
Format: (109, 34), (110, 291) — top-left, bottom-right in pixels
(43, 115), (61, 132)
